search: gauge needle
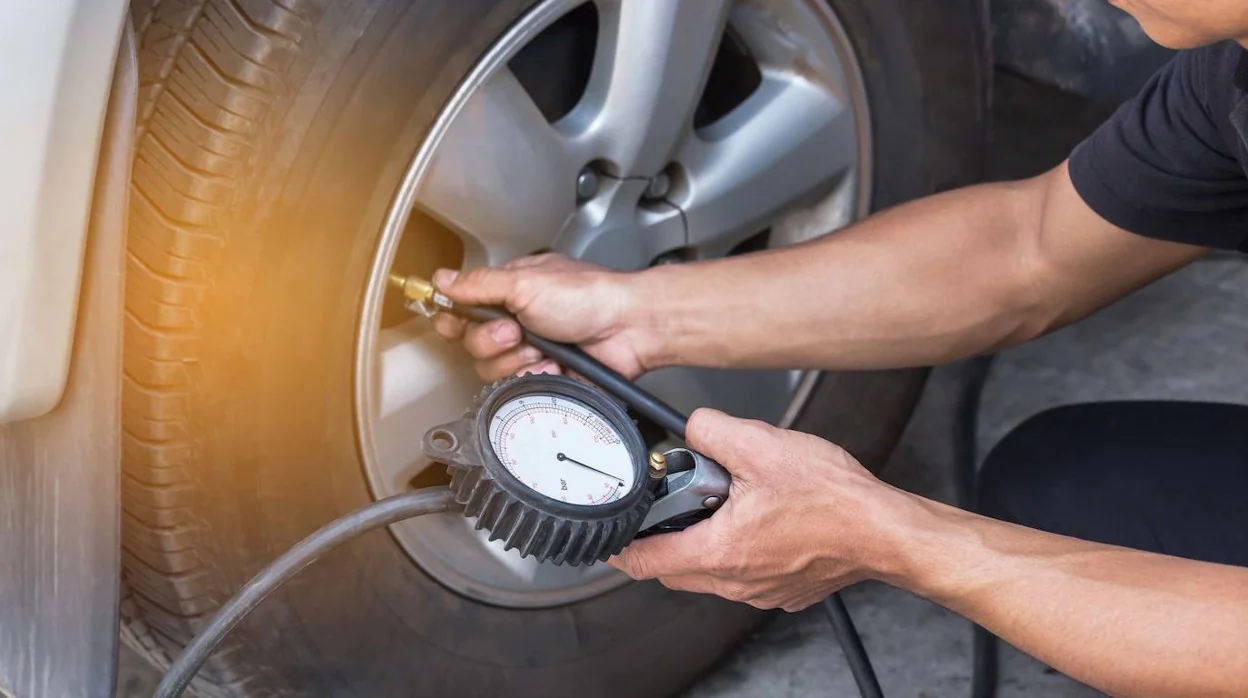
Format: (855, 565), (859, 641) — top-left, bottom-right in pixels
(556, 453), (624, 484)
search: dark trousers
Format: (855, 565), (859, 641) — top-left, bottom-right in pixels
(976, 401), (1248, 567)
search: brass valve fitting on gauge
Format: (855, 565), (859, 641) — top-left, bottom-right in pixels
(648, 451), (668, 480)
(388, 273), (436, 305)
(389, 273), (456, 318)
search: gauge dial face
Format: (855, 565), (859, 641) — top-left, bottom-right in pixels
(488, 392), (636, 506)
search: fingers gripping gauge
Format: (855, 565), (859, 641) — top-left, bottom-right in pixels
(423, 374), (728, 566)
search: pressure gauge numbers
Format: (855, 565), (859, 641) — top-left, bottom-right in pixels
(488, 393), (636, 506)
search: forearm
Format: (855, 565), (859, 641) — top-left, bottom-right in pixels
(885, 497), (1248, 697)
(626, 164), (1204, 372)
(630, 178), (1047, 371)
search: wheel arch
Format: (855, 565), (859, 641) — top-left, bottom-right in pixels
(0, 18), (137, 698)
(0, 0), (131, 424)
(993, 0), (1173, 103)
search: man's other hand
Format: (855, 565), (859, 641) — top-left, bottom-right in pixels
(609, 408), (912, 611)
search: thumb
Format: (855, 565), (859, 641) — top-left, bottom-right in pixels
(686, 408), (773, 482)
(431, 268), (459, 290)
(435, 266), (523, 309)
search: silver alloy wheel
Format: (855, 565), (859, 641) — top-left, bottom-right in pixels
(357, 0), (872, 608)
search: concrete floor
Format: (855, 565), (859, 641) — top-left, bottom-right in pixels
(116, 73), (1248, 697)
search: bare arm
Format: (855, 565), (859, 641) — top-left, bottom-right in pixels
(610, 411), (1248, 698)
(895, 499), (1248, 698)
(434, 162), (1205, 380)
(631, 162), (1207, 371)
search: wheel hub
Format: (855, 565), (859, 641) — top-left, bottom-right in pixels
(555, 172), (684, 270)
(356, 0), (873, 608)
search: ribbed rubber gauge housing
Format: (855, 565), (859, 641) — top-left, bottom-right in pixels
(423, 374), (654, 566)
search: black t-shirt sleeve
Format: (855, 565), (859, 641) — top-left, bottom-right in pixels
(1069, 45), (1248, 251)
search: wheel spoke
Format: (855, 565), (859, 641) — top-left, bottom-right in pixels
(417, 68), (582, 266)
(677, 72), (856, 253)
(567, 0), (732, 177)
(373, 320), (481, 487)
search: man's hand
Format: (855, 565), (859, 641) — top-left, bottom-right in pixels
(610, 408), (912, 612)
(431, 254), (652, 381)
(610, 411), (1248, 698)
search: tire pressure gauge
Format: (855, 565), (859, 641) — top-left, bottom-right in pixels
(423, 374), (730, 566)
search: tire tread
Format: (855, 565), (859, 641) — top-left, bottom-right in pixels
(120, 1), (323, 695)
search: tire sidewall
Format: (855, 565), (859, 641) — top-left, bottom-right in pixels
(794, 0), (989, 464)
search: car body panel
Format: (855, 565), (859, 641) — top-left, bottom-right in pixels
(0, 0), (129, 424)
(0, 18), (134, 698)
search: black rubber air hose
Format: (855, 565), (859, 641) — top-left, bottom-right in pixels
(152, 487), (460, 698)
(453, 305), (689, 439)
(956, 355), (1000, 698)
(824, 594), (885, 698)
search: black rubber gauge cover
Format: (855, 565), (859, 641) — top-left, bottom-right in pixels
(422, 374), (655, 566)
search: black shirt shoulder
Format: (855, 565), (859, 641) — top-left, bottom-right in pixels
(1069, 42), (1248, 252)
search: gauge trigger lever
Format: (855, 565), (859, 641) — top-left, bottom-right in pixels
(639, 448), (730, 536)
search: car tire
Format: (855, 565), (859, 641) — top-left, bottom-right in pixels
(118, 1), (988, 696)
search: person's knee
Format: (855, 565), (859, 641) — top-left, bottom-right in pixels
(977, 401), (1248, 559)
(976, 404), (1102, 526)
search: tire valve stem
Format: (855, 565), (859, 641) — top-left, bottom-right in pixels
(648, 451), (668, 480)
(389, 273), (453, 318)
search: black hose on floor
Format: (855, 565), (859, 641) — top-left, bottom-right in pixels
(152, 487), (460, 698)
(971, 627), (1000, 698)
(823, 594), (885, 698)
(954, 355), (999, 698)
(955, 355), (996, 512)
